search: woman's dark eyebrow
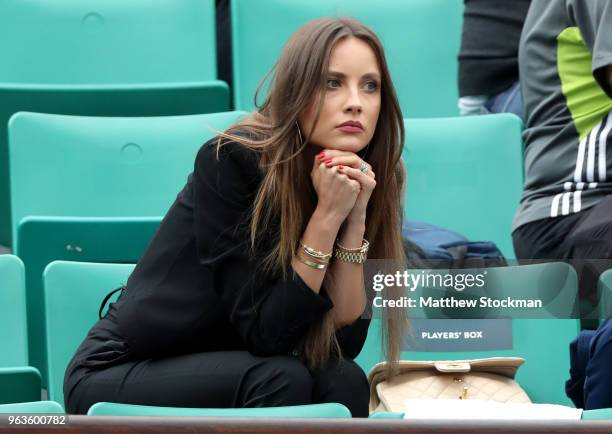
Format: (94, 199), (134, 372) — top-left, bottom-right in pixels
(363, 72), (382, 80)
(328, 70), (381, 80)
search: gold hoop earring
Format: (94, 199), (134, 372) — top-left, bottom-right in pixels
(295, 121), (304, 146)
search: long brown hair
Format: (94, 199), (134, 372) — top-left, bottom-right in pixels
(217, 17), (406, 375)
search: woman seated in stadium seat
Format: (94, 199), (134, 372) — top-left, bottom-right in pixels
(64, 17), (407, 417)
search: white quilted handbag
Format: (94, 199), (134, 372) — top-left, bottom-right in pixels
(368, 357), (531, 413)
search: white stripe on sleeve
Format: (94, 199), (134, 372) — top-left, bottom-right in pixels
(587, 127), (597, 182)
(551, 193), (562, 217)
(573, 191), (582, 213)
(598, 114), (612, 182)
(574, 136), (587, 183)
(561, 192), (571, 215)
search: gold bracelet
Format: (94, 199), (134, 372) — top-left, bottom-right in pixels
(299, 241), (332, 261)
(301, 250), (330, 264)
(296, 252), (327, 270)
(333, 239), (369, 264)
(335, 239), (370, 253)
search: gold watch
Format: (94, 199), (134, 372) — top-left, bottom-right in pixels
(333, 239), (369, 263)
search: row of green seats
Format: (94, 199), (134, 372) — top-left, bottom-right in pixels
(0, 400), (350, 417)
(3, 255), (610, 412)
(34, 259), (586, 408)
(3, 402), (612, 420)
(2, 0), (464, 114)
(6, 112), (523, 387)
(0, 256), (353, 417)
(43, 260), (583, 408)
(0, 0), (227, 246)
(3, 400), (612, 420)
(0, 0), (465, 247)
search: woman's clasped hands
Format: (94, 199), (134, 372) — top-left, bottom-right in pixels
(311, 149), (376, 226)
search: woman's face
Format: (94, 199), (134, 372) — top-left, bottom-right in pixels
(298, 37), (382, 153)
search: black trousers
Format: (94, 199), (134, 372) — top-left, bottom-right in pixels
(513, 195), (612, 322)
(514, 196), (612, 407)
(66, 350), (370, 417)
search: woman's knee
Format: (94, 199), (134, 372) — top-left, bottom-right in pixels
(312, 357), (370, 417)
(240, 355), (314, 407)
(323, 357), (368, 389)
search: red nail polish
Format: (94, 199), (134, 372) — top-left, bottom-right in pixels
(317, 151), (325, 160)
(324, 159), (332, 164)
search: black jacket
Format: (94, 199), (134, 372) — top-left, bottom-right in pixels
(82, 137), (370, 366)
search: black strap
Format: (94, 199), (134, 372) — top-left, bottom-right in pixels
(99, 286), (126, 319)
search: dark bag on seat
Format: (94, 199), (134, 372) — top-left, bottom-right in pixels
(402, 220), (507, 269)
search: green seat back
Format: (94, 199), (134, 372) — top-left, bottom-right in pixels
(403, 114), (524, 258)
(16, 217), (161, 388)
(582, 408), (612, 420)
(0, 255), (27, 367)
(0, 0), (217, 84)
(0, 255), (41, 404)
(44, 261), (136, 406)
(9, 112), (245, 230)
(372, 409), (612, 420)
(0, 0), (227, 246)
(231, 0), (463, 118)
(9, 110), (246, 385)
(598, 269), (612, 321)
(0, 85), (229, 246)
(87, 402), (352, 418)
(0, 367), (41, 405)
(356, 263), (581, 405)
(0, 400), (64, 414)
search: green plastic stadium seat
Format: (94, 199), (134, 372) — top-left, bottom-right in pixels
(0, 367), (41, 405)
(598, 269), (612, 321)
(403, 114), (524, 258)
(87, 402), (352, 418)
(9, 112), (245, 239)
(369, 411), (404, 419)
(231, 0), (463, 118)
(0, 255), (41, 404)
(0, 401), (64, 414)
(0, 0), (229, 246)
(582, 408), (612, 420)
(9, 111), (246, 386)
(44, 261), (136, 406)
(372, 409), (612, 419)
(356, 263), (580, 405)
(0, 255), (27, 367)
(370, 408), (612, 420)
(16, 216), (161, 390)
(1, 0), (219, 84)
